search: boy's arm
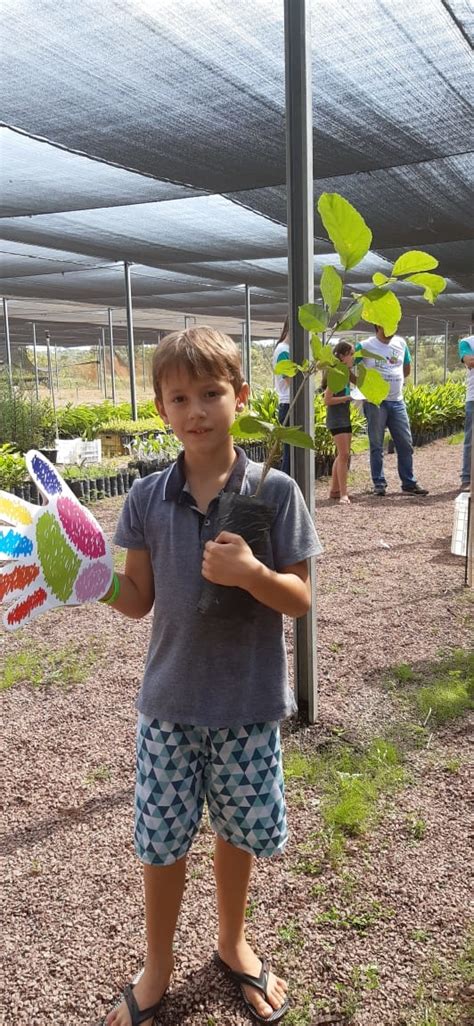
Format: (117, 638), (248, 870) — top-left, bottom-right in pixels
(102, 548), (155, 618)
(202, 532), (311, 617)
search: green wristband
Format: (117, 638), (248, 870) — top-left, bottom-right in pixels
(100, 572), (120, 605)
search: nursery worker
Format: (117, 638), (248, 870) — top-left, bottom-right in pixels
(356, 325), (428, 497)
(103, 327), (322, 1026)
(273, 315), (291, 475)
(323, 340), (355, 504)
(458, 333), (474, 490)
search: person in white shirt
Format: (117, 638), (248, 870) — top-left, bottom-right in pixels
(458, 334), (474, 490)
(273, 316), (291, 475)
(356, 325), (428, 496)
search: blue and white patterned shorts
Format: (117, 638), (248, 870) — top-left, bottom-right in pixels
(135, 717), (288, 865)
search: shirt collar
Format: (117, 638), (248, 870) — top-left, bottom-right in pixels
(163, 446), (248, 503)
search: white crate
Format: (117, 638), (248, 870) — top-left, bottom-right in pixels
(55, 438), (83, 465)
(80, 439), (102, 465)
(451, 491), (470, 556)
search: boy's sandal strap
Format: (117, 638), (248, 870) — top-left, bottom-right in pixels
(216, 954), (290, 1022)
(222, 956), (270, 994)
(123, 984), (163, 1025)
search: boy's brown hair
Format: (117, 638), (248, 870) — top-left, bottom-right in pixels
(152, 326), (244, 401)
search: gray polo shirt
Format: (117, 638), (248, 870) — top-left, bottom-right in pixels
(114, 447), (322, 727)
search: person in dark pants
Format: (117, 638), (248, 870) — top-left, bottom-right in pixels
(458, 334), (474, 491)
(356, 325), (428, 496)
(273, 317), (291, 475)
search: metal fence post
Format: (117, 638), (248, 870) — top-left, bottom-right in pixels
(284, 0), (317, 723)
(124, 261), (138, 421)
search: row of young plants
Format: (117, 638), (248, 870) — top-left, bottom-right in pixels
(0, 379), (465, 496)
(1, 369), (465, 465)
(0, 448), (140, 502)
(404, 380), (465, 444)
(0, 385), (161, 452)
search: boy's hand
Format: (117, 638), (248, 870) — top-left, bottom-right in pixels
(202, 531), (258, 590)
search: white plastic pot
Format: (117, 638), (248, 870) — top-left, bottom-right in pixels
(451, 491), (470, 556)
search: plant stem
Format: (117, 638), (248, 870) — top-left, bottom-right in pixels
(255, 369), (313, 496)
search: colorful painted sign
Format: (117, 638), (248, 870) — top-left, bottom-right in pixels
(0, 452), (113, 630)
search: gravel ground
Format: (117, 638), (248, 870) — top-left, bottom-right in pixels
(1, 439), (472, 1026)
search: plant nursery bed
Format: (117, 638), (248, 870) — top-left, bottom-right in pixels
(1, 438), (472, 1026)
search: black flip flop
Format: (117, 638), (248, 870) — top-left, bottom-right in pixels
(120, 983), (164, 1025)
(215, 953), (290, 1023)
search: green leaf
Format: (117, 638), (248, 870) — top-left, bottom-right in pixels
(391, 251), (439, 277)
(311, 334), (323, 361)
(355, 347), (387, 362)
(274, 359), (299, 377)
(229, 414), (273, 440)
(327, 364), (349, 392)
(404, 273), (446, 304)
(298, 303), (328, 332)
(335, 301), (363, 331)
(300, 358), (311, 373)
(372, 272), (391, 286)
(356, 367), (390, 405)
(320, 266), (343, 316)
(319, 344), (338, 367)
(275, 427), (315, 449)
(361, 288), (401, 335)
(317, 193), (372, 271)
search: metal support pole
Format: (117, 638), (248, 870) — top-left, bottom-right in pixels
(444, 321), (449, 384)
(244, 285), (252, 389)
(241, 320), (246, 373)
(142, 341), (146, 390)
(414, 315), (418, 385)
(124, 261), (138, 421)
(284, 0), (317, 722)
(44, 330), (57, 421)
(53, 338), (59, 391)
(32, 322), (39, 399)
(108, 308), (117, 405)
(97, 338), (103, 391)
(467, 438), (474, 588)
(101, 328), (108, 398)
(2, 299), (13, 388)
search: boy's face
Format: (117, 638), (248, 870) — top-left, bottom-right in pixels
(156, 367), (249, 455)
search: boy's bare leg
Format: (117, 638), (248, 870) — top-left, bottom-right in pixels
(106, 857), (187, 1026)
(214, 835), (288, 1020)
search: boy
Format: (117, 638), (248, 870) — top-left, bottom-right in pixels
(104, 327), (322, 1026)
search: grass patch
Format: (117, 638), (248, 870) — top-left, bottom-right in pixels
(447, 431), (464, 445)
(278, 919), (304, 950)
(416, 681), (472, 725)
(84, 764), (111, 786)
(406, 814), (427, 841)
(315, 899), (394, 933)
(386, 649), (473, 727)
(402, 929), (474, 1026)
(1, 639), (102, 691)
(284, 738), (405, 859)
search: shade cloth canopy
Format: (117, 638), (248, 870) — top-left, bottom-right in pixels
(1, 0), (473, 343)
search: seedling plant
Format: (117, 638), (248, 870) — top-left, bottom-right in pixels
(230, 192), (446, 492)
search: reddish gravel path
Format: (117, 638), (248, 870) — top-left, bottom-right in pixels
(1, 439), (472, 1025)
